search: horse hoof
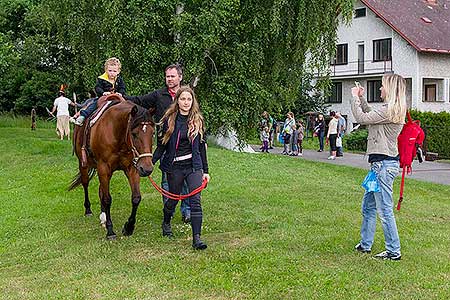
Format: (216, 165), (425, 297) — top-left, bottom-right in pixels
(122, 223), (135, 236)
(122, 228), (133, 236)
(106, 234), (117, 240)
(85, 208), (93, 216)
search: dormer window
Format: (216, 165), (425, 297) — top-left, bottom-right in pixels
(355, 8), (367, 18)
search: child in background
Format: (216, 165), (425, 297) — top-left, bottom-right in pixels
(261, 126), (270, 153)
(297, 120), (304, 156)
(73, 57), (126, 125)
(290, 124), (299, 156)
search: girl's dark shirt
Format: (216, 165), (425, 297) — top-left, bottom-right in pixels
(152, 113), (209, 174)
(173, 114), (192, 168)
(368, 154), (399, 163)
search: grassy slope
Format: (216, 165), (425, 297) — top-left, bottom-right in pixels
(0, 118), (449, 299)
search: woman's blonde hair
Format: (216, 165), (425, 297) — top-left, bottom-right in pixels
(382, 73), (407, 124)
(159, 86), (205, 144)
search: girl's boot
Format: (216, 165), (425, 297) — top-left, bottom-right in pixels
(192, 234), (207, 250)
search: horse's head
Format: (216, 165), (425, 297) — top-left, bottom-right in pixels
(127, 105), (155, 177)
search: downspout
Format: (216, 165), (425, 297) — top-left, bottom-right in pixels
(415, 49), (420, 110)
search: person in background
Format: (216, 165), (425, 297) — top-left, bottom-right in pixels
(268, 113), (275, 149)
(351, 73), (406, 260)
(314, 114), (325, 152)
(290, 124), (299, 156)
(259, 112), (268, 150)
(336, 111), (346, 157)
(51, 87), (76, 140)
(154, 86), (210, 250)
(31, 107), (37, 131)
(297, 120), (304, 156)
(261, 126), (270, 153)
(125, 64), (191, 223)
(326, 111), (339, 160)
(272, 117), (279, 147)
(282, 112), (295, 155)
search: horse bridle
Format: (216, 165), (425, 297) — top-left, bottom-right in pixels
(126, 115), (153, 168)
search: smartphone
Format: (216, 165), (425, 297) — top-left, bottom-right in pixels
(355, 81), (361, 88)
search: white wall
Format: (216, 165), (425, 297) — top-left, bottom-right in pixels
(416, 53), (450, 112)
(329, 0), (450, 120)
(334, 1), (396, 76)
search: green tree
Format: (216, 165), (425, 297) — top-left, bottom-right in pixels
(1, 0), (353, 141)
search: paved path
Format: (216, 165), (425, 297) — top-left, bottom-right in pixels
(251, 145), (450, 186)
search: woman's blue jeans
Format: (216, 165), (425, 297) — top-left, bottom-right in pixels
(318, 131), (324, 151)
(359, 160), (401, 255)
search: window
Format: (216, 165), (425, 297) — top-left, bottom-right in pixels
(424, 84), (437, 101)
(367, 80), (383, 102)
(355, 8), (366, 18)
(328, 82), (342, 103)
(373, 38), (392, 61)
(331, 44), (348, 65)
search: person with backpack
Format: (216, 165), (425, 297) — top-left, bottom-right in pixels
(282, 112), (295, 155)
(314, 114), (325, 152)
(351, 74), (407, 261)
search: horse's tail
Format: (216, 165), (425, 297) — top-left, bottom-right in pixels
(68, 168), (96, 191)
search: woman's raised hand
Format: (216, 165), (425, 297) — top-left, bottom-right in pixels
(351, 86), (365, 97)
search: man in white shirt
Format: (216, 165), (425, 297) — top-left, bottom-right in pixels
(51, 90), (76, 140)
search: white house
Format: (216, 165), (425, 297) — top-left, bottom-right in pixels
(327, 0), (450, 131)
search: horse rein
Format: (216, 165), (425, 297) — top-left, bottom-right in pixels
(126, 114), (153, 168)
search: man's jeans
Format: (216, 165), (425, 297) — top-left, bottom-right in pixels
(359, 160), (401, 255)
(161, 172), (190, 218)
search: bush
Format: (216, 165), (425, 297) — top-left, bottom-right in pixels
(345, 129), (367, 151)
(410, 110), (450, 158)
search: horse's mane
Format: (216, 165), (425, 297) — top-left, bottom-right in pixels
(128, 102), (154, 129)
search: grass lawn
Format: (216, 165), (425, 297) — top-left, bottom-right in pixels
(1, 116), (450, 299)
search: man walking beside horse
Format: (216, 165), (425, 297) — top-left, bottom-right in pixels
(125, 64), (192, 224)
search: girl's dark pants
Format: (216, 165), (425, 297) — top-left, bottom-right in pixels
(164, 168), (203, 235)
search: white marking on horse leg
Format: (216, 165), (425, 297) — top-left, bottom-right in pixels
(99, 212), (106, 227)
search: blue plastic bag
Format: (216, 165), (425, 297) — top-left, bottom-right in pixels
(361, 170), (380, 192)
(278, 133), (284, 144)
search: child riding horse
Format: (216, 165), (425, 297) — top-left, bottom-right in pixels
(70, 94), (155, 239)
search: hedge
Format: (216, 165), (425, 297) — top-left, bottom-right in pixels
(410, 110), (450, 158)
(344, 129), (367, 152)
(344, 110), (450, 158)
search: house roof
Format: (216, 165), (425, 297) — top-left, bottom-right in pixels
(361, 0), (450, 53)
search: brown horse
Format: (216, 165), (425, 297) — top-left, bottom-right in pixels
(70, 94), (155, 239)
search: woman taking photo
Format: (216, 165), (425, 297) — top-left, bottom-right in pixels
(351, 74), (407, 260)
(153, 86), (210, 250)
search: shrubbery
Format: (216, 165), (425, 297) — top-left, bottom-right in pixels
(344, 111), (450, 158)
(344, 129), (367, 152)
(410, 110), (450, 158)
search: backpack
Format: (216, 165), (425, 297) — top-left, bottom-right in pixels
(396, 111), (425, 210)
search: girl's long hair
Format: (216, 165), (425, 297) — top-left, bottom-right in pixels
(159, 86), (205, 144)
(382, 74), (407, 124)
